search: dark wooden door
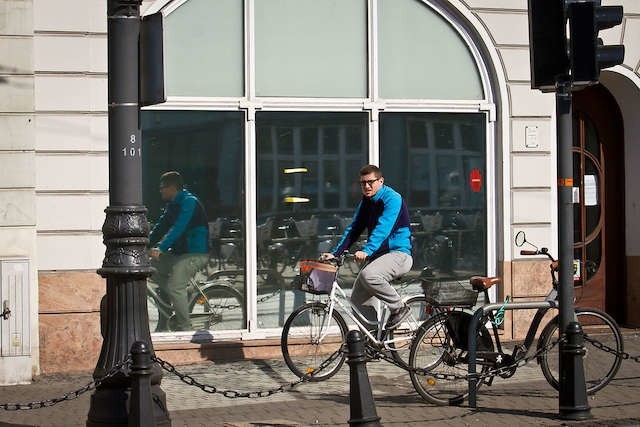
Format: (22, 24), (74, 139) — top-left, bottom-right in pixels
(572, 84), (625, 321)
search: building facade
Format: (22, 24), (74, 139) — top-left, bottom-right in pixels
(0, 0), (639, 382)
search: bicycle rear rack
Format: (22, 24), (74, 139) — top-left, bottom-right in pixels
(467, 300), (558, 408)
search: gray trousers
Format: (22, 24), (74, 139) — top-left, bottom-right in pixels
(152, 252), (209, 331)
(351, 251), (413, 324)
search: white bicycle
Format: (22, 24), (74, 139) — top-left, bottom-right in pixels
(280, 253), (431, 380)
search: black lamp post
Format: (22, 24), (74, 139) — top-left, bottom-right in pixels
(555, 78), (590, 420)
(86, 1), (170, 425)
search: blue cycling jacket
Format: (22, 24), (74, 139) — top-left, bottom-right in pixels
(332, 185), (411, 260)
(149, 189), (209, 255)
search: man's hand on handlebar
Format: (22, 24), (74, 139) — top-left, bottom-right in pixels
(354, 251), (368, 262)
(321, 251), (368, 263)
(320, 253), (335, 261)
(150, 247), (162, 260)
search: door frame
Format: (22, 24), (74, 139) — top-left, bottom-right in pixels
(572, 84), (625, 322)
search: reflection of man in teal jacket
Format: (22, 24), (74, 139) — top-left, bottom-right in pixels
(323, 165), (413, 330)
(149, 171), (208, 331)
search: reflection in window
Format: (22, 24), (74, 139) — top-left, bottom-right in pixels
(256, 112), (368, 327)
(142, 111), (246, 333)
(380, 113), (486, 278)
(434, 122), (455, 149)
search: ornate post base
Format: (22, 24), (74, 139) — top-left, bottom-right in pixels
(86, 206), (171, 427)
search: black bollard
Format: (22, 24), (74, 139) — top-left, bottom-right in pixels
(346, 330), (381, 427)
(129, 341), (156, 427)
(559, 321), (592, 420)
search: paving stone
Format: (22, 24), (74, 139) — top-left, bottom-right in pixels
(0, 331), (638, 427)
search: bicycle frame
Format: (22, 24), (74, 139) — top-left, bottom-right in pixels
(467, 298), (559, 408)
(316, 279), (418, 350)
(483, 287), (558, 359)
(146, 277), (221, 322)
(146, 281), (173, 320)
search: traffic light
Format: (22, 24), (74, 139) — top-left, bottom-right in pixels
(568, 1), (625, 86)
(528, 0), (569, 92)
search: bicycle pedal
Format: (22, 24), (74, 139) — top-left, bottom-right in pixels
(365, 353), (382, 362)
(364, 345), (382, 361)
(482, 375), (495, 386)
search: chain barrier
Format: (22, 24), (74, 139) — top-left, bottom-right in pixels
(584, 334), (640, 363)
(153, 348), (343, 399)
(3, 328), (636, 411)
(0, 347), (342, 411)
(0, 357), (131, 411)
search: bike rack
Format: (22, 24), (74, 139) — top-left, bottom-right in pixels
(467, 300), (558, 408)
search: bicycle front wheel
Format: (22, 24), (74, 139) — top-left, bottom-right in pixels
(409, 311), (493, 406)
(538, 307), (623, 394)
(281, 302), (348, 381)
(147, 294), (161, 332)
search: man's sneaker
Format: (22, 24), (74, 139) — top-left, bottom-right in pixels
(386, 305), (411, 330)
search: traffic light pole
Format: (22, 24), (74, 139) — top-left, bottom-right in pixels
(86, 1), (170, 425)
(555, 77), (591, 421)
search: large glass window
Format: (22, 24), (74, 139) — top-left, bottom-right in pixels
(254, 0), (368, 97)
(142, 111), (246, 334)
(165, 0), (244, 97)
(380, 113), (487, 278)
(255, 112), (368, 327)
(147, 0), (494, 336)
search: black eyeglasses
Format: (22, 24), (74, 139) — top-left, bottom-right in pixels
(359, 178), (380, 187)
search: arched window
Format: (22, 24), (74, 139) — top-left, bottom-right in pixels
(143, 0), (494, 336)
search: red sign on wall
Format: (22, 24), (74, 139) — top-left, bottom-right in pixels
(470, 169), (482, 192)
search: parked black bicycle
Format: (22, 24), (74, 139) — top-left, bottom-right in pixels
(408, 231), (623, 405)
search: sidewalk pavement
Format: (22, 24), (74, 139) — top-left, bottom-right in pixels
(1, 331), (639, 427)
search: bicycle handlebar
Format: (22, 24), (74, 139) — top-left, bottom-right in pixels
(320, 251), (357, 267)
(519, 247), (556, 262)
(520, 250), (537, 255)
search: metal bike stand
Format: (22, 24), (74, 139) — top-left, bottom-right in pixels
(467, 300), (558, 408)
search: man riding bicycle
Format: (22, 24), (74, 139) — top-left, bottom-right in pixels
(149, 171), (209, 331)
(322, 164), (413, 330)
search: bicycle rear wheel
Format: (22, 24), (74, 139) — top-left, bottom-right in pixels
(189, 281), (245, 330)
(281, 302), (348, 381)
(538, 307), (623, 394)
(409, 311), (493, 406)
(387, 294), (438, 367)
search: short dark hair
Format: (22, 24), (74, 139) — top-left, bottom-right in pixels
(159, 171), (184, 190)
(359, 164), (382, 178)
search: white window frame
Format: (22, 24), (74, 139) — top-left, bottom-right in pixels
(143, 0), (498, 342)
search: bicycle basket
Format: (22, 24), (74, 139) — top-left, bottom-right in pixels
(421, 279), (478, 307)
(297, 260), (338, 294)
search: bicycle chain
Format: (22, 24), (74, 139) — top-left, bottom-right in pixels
(206, 289), (283, 311)
(153, 348), (343, 398)
(372, 336), (562, 382)
(583, 334), (640, 363)
(0, 357), (131, 411)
